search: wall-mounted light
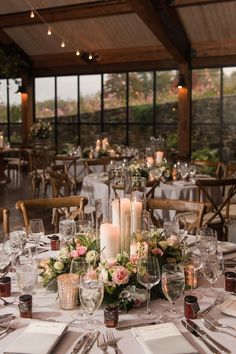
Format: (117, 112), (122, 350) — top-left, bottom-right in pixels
(177, 74), (186, 89)
(15, 85), (27, 95)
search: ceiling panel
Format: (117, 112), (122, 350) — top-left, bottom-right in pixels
(178, 2), (236, 43)
(0, 0), (100, 15)
(4, 13), (163, 55)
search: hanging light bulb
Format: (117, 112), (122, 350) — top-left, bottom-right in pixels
(76, 49), (80, 56)
(61, 40), (65, 48)
(30, 10), (35, 18)
(88, 53), (93, 60)
(47, 27), (52, 36)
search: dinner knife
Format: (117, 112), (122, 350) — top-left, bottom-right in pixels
(81, 330), (99, 354)
(186, 319), (231, 353)
(116, 321), (158, 331)
(70, 332), (91, 354)
(181, 320), (221, 354)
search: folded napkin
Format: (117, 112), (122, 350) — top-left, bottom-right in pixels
(4, 321), (68, 354)
(132, 322), (199, 354)
(218, 296), (236, 317)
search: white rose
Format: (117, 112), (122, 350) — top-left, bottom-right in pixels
(54, 261), (64, 271)
(86, 250), (97, 264)
(100, 268), (109, 283)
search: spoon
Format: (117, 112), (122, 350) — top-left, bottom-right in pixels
(0, 298), (16, 306)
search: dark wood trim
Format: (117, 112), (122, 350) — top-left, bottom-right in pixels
(192, 55), (236, 68)
(0, 1), (133, 28)
(126, 0), (190, 63)
(171, 0), (234, 8)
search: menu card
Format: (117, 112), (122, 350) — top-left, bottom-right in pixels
(132, 322), (199, 354)
(4, 321), (68, 354)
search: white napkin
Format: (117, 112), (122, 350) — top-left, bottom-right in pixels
(218, 297), (236, 317)
(132, 322), (199, 354)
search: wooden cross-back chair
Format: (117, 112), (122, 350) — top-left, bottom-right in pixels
(15, 196), (88, 233)
(196, 178), (236, 241)
(0, 208), (10, 234)
(146, 198), (207, 234)
(48, 167), (73, 198)
(192, 160), (224, 179)
(84, 158), (110, 175)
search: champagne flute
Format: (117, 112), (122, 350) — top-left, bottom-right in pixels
(79, 275), (104, 330)
(161, 263), (185, 320)
(137, 254), (161, 320)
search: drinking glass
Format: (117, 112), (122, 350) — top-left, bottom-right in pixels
(16, 261), (38, 294)
(137, 255), (161, 320)
(0, 249), (11, 277)
(11, 227), (27, 249)
(202, 252), (224, 296)
(59, 217), (76, 245)
(4, 232), (23, 266)
(70, 258), (89, 321)
(184, 251), (203, 295)
(161, 263), (185, 320)
(196, 227), (217, 255)
(28, 219), (45, 259)
(79, 275), (104, 330)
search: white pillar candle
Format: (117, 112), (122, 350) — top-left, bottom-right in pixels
(120, 198), (131, 254)
(131, 200), (143, 234)
(96, 139), (101, 150)
(102, 138), (108, 151)
(111, 199), (120, 227)
(146, 156), (154, 168)
(100, 223), (120, 260)
(155, 151), (164, 166)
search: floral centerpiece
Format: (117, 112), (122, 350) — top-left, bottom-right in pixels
(30, 119), (52, 139)
(40, 227), (185, 311)
(128, 160), (149, 179)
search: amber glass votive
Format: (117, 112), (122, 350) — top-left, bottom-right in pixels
(18, 294), (32, 318)
(0, 276), (11, 297)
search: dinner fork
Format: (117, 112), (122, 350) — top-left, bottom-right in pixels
(97, 333), (108, 353)
(201, 316), (236, 338)
(198, 294), (224, 316)
(204, 313), (236, 331)
(0, 315), (15, 337)
(106, 330), (118, 354)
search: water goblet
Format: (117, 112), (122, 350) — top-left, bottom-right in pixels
(161, 263), (185, 320)
(4, 232), (23, 267)
(202, 252), (224, 297)
(59, 217), (76, 246)
(28, 219), (45, 258)
(79, 275), (104, 330)
(196, 226), (217, 255)
(137, 254), (161, 320)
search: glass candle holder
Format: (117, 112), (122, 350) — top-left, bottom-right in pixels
(57, 273), (78, 310)
(104, 304), (119, 328)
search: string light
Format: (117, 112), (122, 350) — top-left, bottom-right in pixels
(88, 53), (93, 60)
(47, 27), (52, 36)
(61, 40), (65, 48)
(76, 50), (80, 56)
(30, 10), (35, 18)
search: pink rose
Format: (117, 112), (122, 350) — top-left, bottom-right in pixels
(70, 250), (79, 258)
(151, 248), (164, 256)
(76, 245), (87, 256)
(106, 258), (117, 267)
(112, 266), (130, 285)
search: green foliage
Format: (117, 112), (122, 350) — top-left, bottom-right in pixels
(166, 132), (178, 150)
(191, 147), (219, 161)
(131, 104), (153, 124)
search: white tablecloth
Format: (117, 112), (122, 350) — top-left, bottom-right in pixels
(0, 244), (236, 354)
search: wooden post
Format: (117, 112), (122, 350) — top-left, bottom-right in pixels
(21, 73), (33, 146)
(177, 63), (191, 160)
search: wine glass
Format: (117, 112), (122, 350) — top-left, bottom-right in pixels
(137, 255), (161, 320)
(161, 263), (185, 320)
(0, 249), (11, 278)
(4, 232), (23, 266)
(174, 214), (188, 242)
(79, 275), (104, 330)
(189, 164), (197, 182)
(70, 258), (89, 321)
(28, 219), (45, 258)
(59, 217), (76, 246)
(202, 252), (224, 296)
(196, 227), (217, 255)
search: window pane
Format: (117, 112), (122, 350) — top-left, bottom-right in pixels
(129, 125), (153, 148)
(223, 67), (236, 161)
(57, 76), (78, 121)
(103, 125), (126, 145)
(104, 73), (126, 123)
(10, 124), (22, 144)
(9, 79), (22, 123)
(80, 125), (100, 146)
(192, 69), (220, 156)
(57, 124), (78, 152)
(80, 75), (101, 123)
(35, 77), (55, 119)
(129, 72), (153, 123)
(0, 80), (7, 123)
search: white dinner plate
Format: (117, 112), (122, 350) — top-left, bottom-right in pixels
(218, 296), (236, 317)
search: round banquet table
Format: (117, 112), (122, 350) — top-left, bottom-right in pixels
(0, 241), (236, 354)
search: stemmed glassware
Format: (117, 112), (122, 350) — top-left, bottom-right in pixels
(79, 274), (104, 330)
(28, 219), (45, 258)
(59, 217), (76, 246)
(196, 227), (217, 255)
(137, 254), (161, 320)
(161, 263), (185, 320)
(202, 252), (224, 296)
(15, 248), (38, 295)
(4, 232), (23, 267)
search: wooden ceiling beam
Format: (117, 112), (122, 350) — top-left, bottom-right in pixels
(170, 0), (234, 8)
(126, 0), (190, 63)
(192, 55), (236, 68)
(0, 0), (133, 28)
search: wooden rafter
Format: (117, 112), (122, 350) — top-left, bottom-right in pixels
(0, 0), (133, 28)
(170, 0), (234, 8)
(126, 0), (190, 63)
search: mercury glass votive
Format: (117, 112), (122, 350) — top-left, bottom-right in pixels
(57, 273), (78, 310)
